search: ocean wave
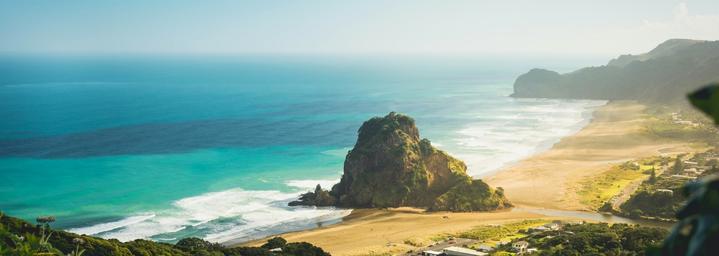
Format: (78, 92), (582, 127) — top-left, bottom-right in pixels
(285, 178), (340, 191)
(444, 99), (606, 176)
(68, 187), (349, 243)
(67, 214), (156, 236)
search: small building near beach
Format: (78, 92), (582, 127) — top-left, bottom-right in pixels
(476, 244), (494, 252)
(671, 174), (695, 180)
(422, 250), (444, 256)
(512, 241), (529, 253)
(443, 246), (487, 256)
(656, 189), (674, 196)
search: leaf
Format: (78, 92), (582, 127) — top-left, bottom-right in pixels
(688, 83), (719, 123)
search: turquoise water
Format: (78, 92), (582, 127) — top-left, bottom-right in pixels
(0, 56), (604, 243)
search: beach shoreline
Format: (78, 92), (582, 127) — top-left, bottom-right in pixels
(232, 100), (703, 255)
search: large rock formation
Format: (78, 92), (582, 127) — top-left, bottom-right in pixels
(512, 39), (719, 103)
(290, 112), (511, 211)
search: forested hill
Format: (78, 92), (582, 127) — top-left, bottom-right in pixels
(511, 39), (719, 103)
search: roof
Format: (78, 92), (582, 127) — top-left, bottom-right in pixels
(423, 250), (443, 255)
(513, 241), (529, 246)
(443, 246), (486, 255)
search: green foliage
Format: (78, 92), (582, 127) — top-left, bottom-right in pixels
(620, 173), (686, 219)
(281, 242), (330, 256)
(497, 223), (666, 255)
(656, 175), (719, 256)
(619, 152), (719, 220)
(430, 179), (512, 211)
(653, 84), (719, 255)
(649, 168), (658, 184)
(261, 236), (287, 249)
(688, 83), (719, 124)
(673, 156), (684, 174)
(455, 219), (547, 241)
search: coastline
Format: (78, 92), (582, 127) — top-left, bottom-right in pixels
(484, 100), (701, 211)
(232, 100), (704, 255)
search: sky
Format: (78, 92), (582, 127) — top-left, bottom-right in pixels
(1, 0), (718, 58)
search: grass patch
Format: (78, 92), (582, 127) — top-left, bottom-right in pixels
(578, 163), (648, 209)
(456, 219), (547, 242)
(403, 238), (429, 247)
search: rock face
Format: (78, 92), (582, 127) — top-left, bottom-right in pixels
(288, 184), (336, 207)
(290, 112), (511, 211)
(511, 39), (719, 103)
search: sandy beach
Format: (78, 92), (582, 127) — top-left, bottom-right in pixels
(236, 101), (701, 255)
(485, 101), (700, 211)
(240, 208), (547, 255)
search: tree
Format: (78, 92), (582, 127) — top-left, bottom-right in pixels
(673, 157), (683, 174)
(649, 168), (657, 184)
(261, 236), (287, 249)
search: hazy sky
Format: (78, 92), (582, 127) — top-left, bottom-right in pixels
(1, 0), (718, 57)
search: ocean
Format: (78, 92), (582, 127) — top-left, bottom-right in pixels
(0, 55), (605, 243)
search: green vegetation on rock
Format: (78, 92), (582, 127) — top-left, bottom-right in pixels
(290, 112), (511, 211)
(431, 179), (511, 211)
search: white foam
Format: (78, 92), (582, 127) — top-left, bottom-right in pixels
(68, 213), (156, 235)
(286, 178), (340, 191)
(439, 98), (606, 177)
(69, 187), (350, 243)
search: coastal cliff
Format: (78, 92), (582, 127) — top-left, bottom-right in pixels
(512, 39), (719, 103)
(290, 112), (511, 211)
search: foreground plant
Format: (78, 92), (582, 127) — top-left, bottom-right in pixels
(656, 84), (719, 256)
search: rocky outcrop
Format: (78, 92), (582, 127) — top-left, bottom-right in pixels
(289, 112), (511, 211)
(288, 184), (336, 207)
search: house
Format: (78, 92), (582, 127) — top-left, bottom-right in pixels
(656, 189), (674, 196)
(422, 250), (444, 256)
(683, 168), (701, 176)
(529, 226), (549, 233)
(684, 161), (699, 166)
(269, 248), (282, 252)
(527, 248), (539, 253)
(671, 175), (695, 180)
(443, 246), (487, 256)
(545, 223), (561, 230)
(512, 241), (529, 253)
(475, 244), (493, 252)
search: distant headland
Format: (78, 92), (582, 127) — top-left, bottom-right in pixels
(512, 39), (719, 103)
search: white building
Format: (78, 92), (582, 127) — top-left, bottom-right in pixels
(512, 241), (529, 253)
(443, 246), (487, 256)
(656, 189), (674, 196)
(672, 174), (695, 180)
(475, 245), (493, 252)
(422, 250), (443, 256)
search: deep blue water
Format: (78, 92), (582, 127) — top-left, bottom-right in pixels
(0, 55), (604, 243)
